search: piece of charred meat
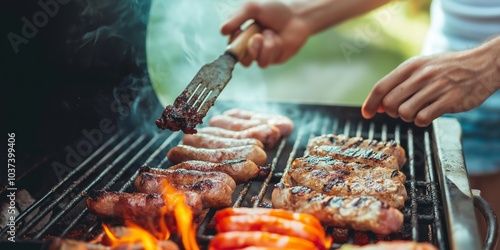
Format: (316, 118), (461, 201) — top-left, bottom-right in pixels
(155, 105), (204, 134)
(271, 184), (404, 234)
(167, 145), (267, 166)
(308, 145), (400, 170)
(286, 167), (408, 209)
(134, 172), (233, 208)
(293, 155), (406, 183)
(307, 134), (406, 168)
(183, 133), (264, 149)
(167, 159), (269, 184)
(86, 190), (203, 218)
(138, 165), (236, 190)
(197, 124), (281, 149)
(222, 108), (295, 137)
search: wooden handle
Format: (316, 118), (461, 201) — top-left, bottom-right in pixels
(225, 22), (262, 61)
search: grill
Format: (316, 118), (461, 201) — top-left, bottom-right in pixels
(0, 100), (497, 250)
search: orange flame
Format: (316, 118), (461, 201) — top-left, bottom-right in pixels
(102, 179), (199, 250)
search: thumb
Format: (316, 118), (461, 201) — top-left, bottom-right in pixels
(221, 2), (261, 35)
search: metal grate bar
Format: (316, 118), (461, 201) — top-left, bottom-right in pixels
(31, 133), (148, 239)
(407, 128), (419, 240)
(15, 131), (136, 238)
(279, 113), (311, 184)
(0, 131), (124, 237)
(60, 133), (165, 237)
(233, 182), (253, 208)
(424, 131), (446, 250)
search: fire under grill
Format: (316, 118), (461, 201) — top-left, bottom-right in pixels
(0, 101), (492, 249)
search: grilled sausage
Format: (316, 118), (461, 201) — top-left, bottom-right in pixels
(183, 133), (264, 149)
(214, 207), (323, 232)
(134, 172), (233, 208)
(222, 108), (295, 137)
(307, 134), (406, 168)
(216, 215), (329, 249)
(339, 241), (438, 250)
(168, 159), (268, 184)
(271, 184), (404, 234)
(293, 155), (406, 183)
(308, 145), (400, 170)
(197, 125), (281, 149)
(208, 232), (317, 250)
(86, 190), (203, 218)
(167, 145), (267, 166)
(287, 167), (408, 209)
(138, 165), (236, 190)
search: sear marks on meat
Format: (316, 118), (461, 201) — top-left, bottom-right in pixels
(134, 172), (233, 208)
(86, 190), (203, 219)
(293, 155), (406, 183)
(271, 184), (404, 235)
(183, 133), (264, 149)
(307, 134), (406, 168)
(287, 167), (408, 209)
(167, 159), (268, 184)
(139, 165), (236, 190)
(167, 144), (267, 166)
(156, 104), (205, 134)
(308, 145), (400, 170)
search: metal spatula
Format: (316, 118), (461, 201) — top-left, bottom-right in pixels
(156, 22), (261, 134)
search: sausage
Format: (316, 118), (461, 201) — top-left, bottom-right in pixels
(339, 241), (438, 250)
(216, 215), (329, 249)
(183, 133), (264, 149)
(214, 207), (323, 233)
(134, 172), (233, 208)
(168, 160), (268, 184)
(86, 190), (203, 218)
(222, 108), (295, 137)
(138, 165), (236, 190)
(167, 145), (267, 166)
(197, 125), (281, 149)
(208, 232), (317, 250)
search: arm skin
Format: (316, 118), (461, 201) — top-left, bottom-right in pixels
(361, 35), (500, 127)
(221, 0), (391, 67)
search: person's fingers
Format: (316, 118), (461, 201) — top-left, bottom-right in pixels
(221, 2), (260, 35)
(228, 29), (242, 44)
(414, 97), (450, 127)
(270, 33), (284, 64)
(247, 34), (264, 62)
(362, 57), (425, 119)
(379, 72), (428, 118)
(398, 81), (442, 122)
(257, 29), (276, 68)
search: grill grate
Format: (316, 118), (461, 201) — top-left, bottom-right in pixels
(1, 101), (448, 249)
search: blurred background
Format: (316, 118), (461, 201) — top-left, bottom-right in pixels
(148, 0), (431, 107)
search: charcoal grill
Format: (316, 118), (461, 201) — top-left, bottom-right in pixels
(1, 100), (498, 250)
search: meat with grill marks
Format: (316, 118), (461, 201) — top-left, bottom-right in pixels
(271, 184), (404, 234)
(293, 155), (406, 183)
(138, 165), (236, 190)
(307, 134), (406, 168)
(286, 167), (407, 208)
(134, 172), (233, 208)
(167, 144), (267, 166)
(197, 124), (281, 149)
(182, 133), (264, 149)
(167, 159), (269, 184)
(86, 190), (203, 218)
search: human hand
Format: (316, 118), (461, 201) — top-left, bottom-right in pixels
(361, 42), (500, 127)
(221, 1), (311, 68)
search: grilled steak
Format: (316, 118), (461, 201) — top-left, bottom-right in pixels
(293, 155), (406, 183)
(271, 184), (404, 234)
(287, 167), (407, 208)
(307, 134), (406, 168)
(308, 145), (400, 170)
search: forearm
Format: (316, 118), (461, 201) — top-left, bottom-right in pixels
(291, 0), (392, 34)
(476, 35), (500, 89)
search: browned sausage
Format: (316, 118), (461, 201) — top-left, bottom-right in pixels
(134, 172), (233, 208)
(183, 133), (264, 149)
(197, 125), (280, 149)
(138, 165), (236, 190)
(168, 159), (268, 184)
(223, 108), (295, 137)
(167, 145), (267, 166)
